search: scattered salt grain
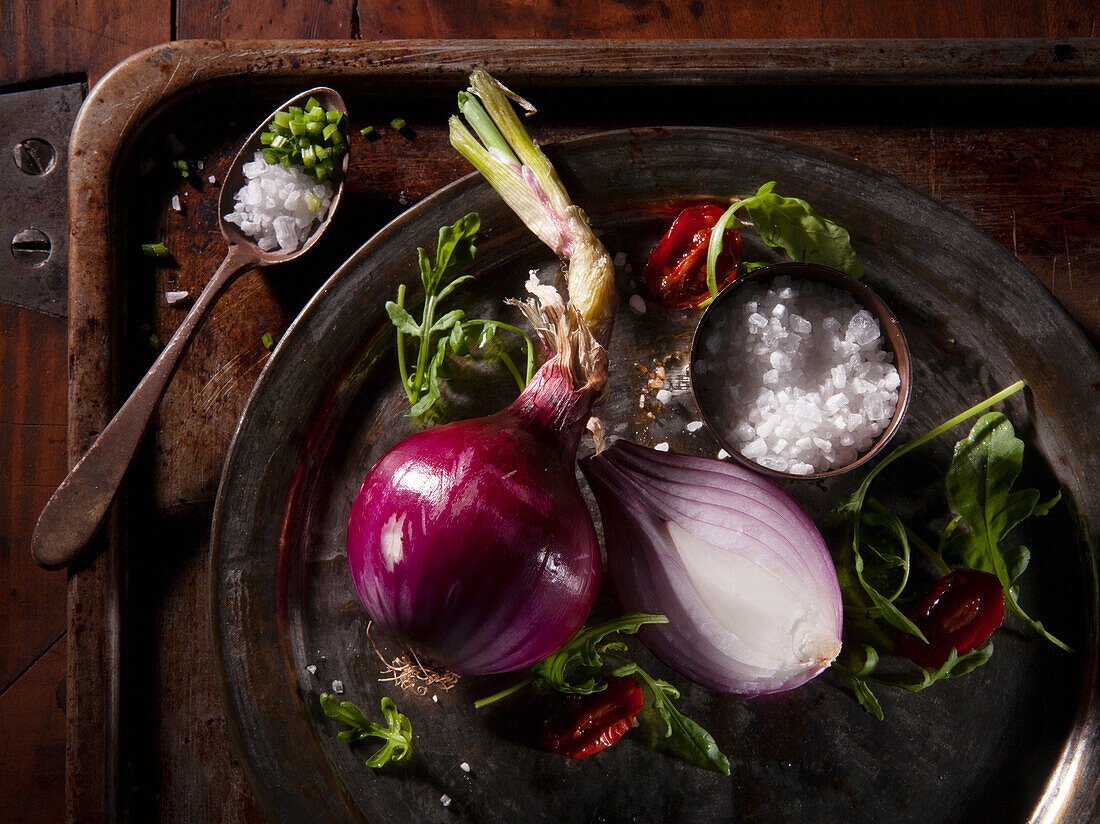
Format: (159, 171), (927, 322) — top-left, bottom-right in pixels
(170, 194), (181, 212)
(460, 762), (471, 773)
(331, 680), (344, 694)
(656, 389), (673, 405)
(704, 275), (900, 474)
(440, 795), (452, 807)
(629, 294), (646, 314)
(165, 290), (189, 305)
(432, 695), (438, 703)
(207, 174), (216, 184)
(306, 665), (317, 676)
(685, 420), (704, 432)
(654, 442), (670, 452)
(716, 448), (731, 460)
(222, 152), (333, 253)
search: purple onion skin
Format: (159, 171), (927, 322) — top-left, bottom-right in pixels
(347, 359), (601, 676)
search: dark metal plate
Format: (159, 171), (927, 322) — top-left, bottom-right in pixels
(210, 128), (1099, 824)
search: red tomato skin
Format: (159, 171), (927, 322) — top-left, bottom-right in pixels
(644, 204), (742, 309)
(542, 676), (645, 759)
(894, 569), (1006, 669)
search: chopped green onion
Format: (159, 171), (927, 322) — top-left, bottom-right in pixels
(261, 332), (275, 349)
(360, 125), (375, 137)
(259, 98), (348, 176)
(305, 192), (323, 212)
(149, 333), (163, 351)
(141, 242), (169, 258)
(171, 159), (191, 178)
(390, 117), (406, 131)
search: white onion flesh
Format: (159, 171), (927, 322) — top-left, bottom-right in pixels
(580, 441), (843, 696)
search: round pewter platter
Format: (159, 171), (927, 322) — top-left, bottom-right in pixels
(210, 128), (1100, 824)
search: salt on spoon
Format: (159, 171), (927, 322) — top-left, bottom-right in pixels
(31, 87), (349, 570)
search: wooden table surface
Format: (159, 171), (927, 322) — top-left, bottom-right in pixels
(1, 3), (1097, 823)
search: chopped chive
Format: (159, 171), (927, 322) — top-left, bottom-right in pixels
(261, 332), (275, 349)
(260, 100), (348, 175)
(360, 125), (375, 137)
(326, 110), (343, 125)
(288, 105), (303, 117)
(390, 117), (407, 131)
(260, 132), (275, 146)
(305, 192), (323, 212)
(306, 120), (324, 136)
(149, 333), (163, 351)
(273, 111), (292, 128)
(322, 123), (339, 141)
(289, 119), (307, 136)
(171, 159), (191, 178)
(305, 96), (322, 112)
(141, 242), (169, 258)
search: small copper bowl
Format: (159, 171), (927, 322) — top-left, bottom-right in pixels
(689, 262), (912, 481)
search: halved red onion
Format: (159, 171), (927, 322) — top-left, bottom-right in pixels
(579, 441), (842, 695)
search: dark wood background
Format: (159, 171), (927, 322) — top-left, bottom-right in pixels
(1, 3), (1097, 823)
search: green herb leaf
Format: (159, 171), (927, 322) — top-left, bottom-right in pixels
(941, 412), (1071, 651)
(741, 187), (864, 279)
(532, 613), (668, 694)
(320, 694), (413, 768)
(385, 301), (421, 336)
(850, 676), (884, 720)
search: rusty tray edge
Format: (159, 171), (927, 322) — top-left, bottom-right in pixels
(64, 38), (1100, 824)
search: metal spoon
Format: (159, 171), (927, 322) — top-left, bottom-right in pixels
(32, 87), (349, 569)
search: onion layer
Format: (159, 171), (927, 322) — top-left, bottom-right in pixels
(579, 441), (842, 695)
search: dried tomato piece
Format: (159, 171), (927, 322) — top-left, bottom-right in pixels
(644, 203), (742, 309)
(894, 569), (1006, 669)
(542, 676), (645, 759)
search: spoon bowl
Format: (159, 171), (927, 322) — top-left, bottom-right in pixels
(218, 86), (349, 260)
(31, 87), (348, 569)
(690, 262), (912, 481)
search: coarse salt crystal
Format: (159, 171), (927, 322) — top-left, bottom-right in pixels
(460, 762), (471, 773)
(170, 194), (181, 212)
(305, 665), (317, 676)
(331, 680), (344, 694)
(440, 795), (451, 807)
(165, 290), (189, 305)
(717, 448), (730, 460)
(654, 442), (670, 452)
(656, 389), (673, 405)
(685, 420), (704, 432)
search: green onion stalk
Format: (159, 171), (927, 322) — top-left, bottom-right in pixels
(449, 71), (616, 398)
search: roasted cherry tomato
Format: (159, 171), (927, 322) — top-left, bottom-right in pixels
(644, 203), (742, 309)
(894, 569), (1006, 669)
(542, 676), (645, 759)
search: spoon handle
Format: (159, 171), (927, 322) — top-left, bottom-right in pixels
(32, 244), (260, 569)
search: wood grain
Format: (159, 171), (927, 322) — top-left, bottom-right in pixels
(0, 0), (168, 87)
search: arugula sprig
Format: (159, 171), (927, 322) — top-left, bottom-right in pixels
(319, 694), (413, 768)
(704, 181), (864, 300)
(475, 613), (730, 775)
(830, 381), (1071, 718)
(386, 212), (536, 418)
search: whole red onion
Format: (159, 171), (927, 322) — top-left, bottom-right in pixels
(347, 357), (602, 675)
